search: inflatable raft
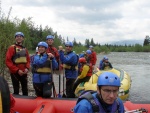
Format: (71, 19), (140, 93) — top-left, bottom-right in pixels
(12, 95), (150, 113)
(75, 68), (131, 100)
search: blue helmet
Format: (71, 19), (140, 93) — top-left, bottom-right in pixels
(65, 41), (73, 47)
(86, 50), (92, 54)
(46, 35), (54, 40)
(103, 56), (108, 60)
(97, 72), (120, 87)
(89, 45), (93, 48)
(38, 41), (48, 49)
(15, 32), (24, 38)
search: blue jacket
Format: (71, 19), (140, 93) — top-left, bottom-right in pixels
(59, 51), (78, 79)
(32, 53), (58, 83)
(99, 60), (103, 70)
(74, 93), (124, 113)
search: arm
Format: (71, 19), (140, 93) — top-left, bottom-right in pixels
(5, 46), (19, 73)
(33, 53), (48, 66)
(78, 65), (89, 79)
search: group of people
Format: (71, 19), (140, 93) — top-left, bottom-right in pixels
(5, 31), (98, 98)
(4, 31), (125, 112)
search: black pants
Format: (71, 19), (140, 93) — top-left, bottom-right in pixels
(11, 73), (28, 96)
(73, 76), (91, 92)
(33, 83), (43, 97)
(66, 78), (76, 98)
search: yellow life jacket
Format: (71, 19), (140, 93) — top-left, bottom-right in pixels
(35, 58), (52, 74)
(12, 45), (27, 64)
(63, 64), (78, 70)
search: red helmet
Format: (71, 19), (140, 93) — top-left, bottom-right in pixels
(79, 58), (86, 63)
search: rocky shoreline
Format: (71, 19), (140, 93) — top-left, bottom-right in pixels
(4, 68), (63, 97)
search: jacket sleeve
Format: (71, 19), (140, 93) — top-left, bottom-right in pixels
(52, 58), (58, 69)
(33, 53), (48, 66)
(5, 46), (19, 73)
(78, 65), (89, 79)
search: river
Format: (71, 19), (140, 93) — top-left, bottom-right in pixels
(97, 52), (150, 102)
(7, 52), (150, 102)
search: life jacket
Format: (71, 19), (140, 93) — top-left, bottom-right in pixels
(79, 63), (93, 76)
(33, 55), (52, 74)
(63, 54), (79, 70)
(76, 91), (119, 113)
(12, 45), (27, 64)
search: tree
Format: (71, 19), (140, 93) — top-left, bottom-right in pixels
(143, 35), (150, 46)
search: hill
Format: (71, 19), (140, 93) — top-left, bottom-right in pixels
(108, 39), (143, 46)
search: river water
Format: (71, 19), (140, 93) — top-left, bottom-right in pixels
(96, 52), (150, 102)
(7, 52), (150, 102)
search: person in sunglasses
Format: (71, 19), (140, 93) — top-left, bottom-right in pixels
(74, 72), (124, 113)
(59, 41), (79, 98)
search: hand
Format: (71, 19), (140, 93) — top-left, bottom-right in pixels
(18, 70), (24, 76)
(24, 68), (29, 74)
(47, 53), (54, 58)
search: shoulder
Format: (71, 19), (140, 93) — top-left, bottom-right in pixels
(74, 99), (92, 113)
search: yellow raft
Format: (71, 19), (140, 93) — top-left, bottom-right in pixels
(75, 68), (131, 100)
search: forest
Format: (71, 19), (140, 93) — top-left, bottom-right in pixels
(0, 8), (150, 75)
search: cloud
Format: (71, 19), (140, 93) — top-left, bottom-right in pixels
(1, 0), (150, 44)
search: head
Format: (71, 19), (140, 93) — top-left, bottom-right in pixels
(79, 57), (87, 65)
(15, 32), (24, 44)
(89, 45), (93, 51)
(37, 41), (48, 54)
(103, 56), (109, 62)
(86, 50), (92, 57)
(65, 41), (73, 52)
(97, 72), (120, 104)
(46, 35), (54, 46)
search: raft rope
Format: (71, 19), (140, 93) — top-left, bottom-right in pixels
(125, 108), (148, 113)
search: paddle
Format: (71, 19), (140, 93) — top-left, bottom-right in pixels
(57, 60), (61, 98)
(50, 60), (57, 97)
(62, 68), (66, 97)
(125, 108), (148, 113)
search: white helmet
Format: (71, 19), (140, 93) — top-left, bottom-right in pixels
(36, 47), (38, 52)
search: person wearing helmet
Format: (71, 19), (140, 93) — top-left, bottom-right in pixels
(74, 72), (125, 113)
(73, 57), (92, 93)
(59, 41), (79, 98)
(5, 32), (30, 96)
(101, 56), (113, 70)
(99, 56), (108, 70)
(46, 35), (59, 66)
(85, 49), (92, 64)
(89, 45), (97, 69)
(32, 41), (58, 97)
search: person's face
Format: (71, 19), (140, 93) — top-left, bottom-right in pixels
(15, 35), (24, 44)
(46, 39), (54, 46)
(38, 46), (46, 54)
(65, 45), (72, 52)
(97, 86), (119, 104)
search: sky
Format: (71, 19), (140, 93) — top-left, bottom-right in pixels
(1, 0), (150, 44)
